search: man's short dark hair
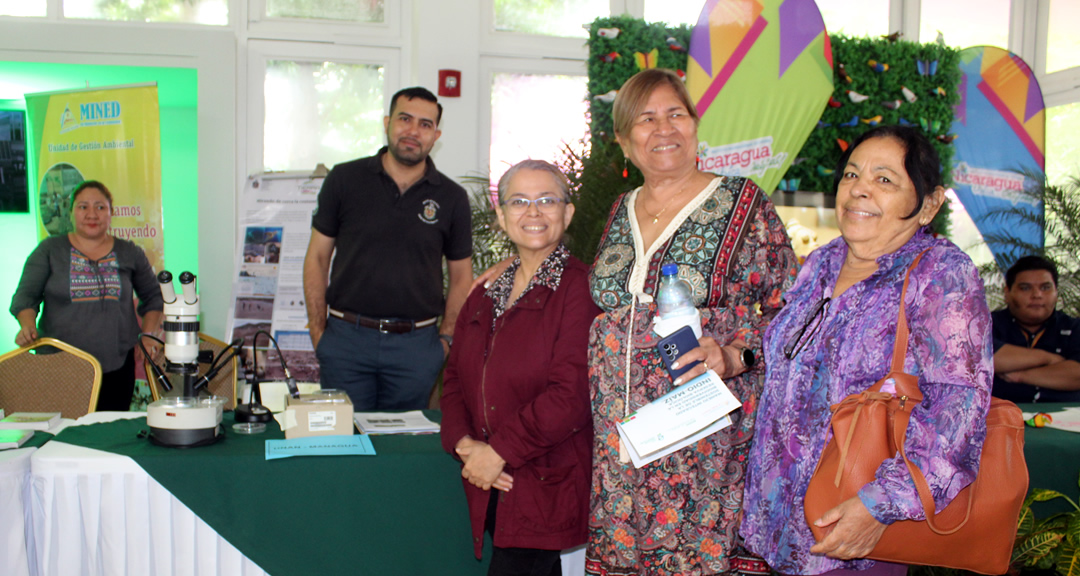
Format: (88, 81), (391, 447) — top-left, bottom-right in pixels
(1006, 255), (1058, 288)
(389, 87), (442, 126)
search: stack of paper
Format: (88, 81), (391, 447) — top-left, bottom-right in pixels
(353, 411), (440, 435)
(0, 412), (61, 430)
(0, 429), (34, 450)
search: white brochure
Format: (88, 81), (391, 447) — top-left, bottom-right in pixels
(616, 370), (742, 468)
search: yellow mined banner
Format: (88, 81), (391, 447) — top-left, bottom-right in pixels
(26, 83), (164, 271)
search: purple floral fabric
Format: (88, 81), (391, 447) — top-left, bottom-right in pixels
(740, 229), (993, 575)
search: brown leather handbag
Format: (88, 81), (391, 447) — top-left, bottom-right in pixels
(803, 251), (1028, 575)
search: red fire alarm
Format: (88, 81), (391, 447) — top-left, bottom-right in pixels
(438, 69), (461, 97)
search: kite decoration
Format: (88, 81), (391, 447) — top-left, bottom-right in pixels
(686, 0), (833, 192)
(950, 46), (1045, 270)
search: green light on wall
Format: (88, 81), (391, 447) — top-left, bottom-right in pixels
(0, 61), (198, 352)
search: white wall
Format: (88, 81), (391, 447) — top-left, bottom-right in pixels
(0, 20), (237, 339)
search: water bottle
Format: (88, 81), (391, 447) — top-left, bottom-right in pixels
(654, 264), (702, 338)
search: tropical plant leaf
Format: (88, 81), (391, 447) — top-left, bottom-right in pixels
(1013, 532), (1063, 564)
(1059, 540), (1080, 576)
(1018, 504), (1036, 537)
(1030, 489), (1072, 503)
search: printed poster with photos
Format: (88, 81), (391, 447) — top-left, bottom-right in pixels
(229, 173), (323, 383)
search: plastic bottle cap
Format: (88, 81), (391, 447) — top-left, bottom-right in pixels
(661, 263), (678, 276)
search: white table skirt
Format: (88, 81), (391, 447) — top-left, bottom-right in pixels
(21, 411), (586, 576)
(1, 447), (35, 576)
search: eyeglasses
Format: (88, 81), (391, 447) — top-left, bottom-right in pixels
(501, 196), (566, 214)
(783, 297), (831, 360)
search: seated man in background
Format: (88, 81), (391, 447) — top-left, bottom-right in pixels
(992, 255), (1080, 403)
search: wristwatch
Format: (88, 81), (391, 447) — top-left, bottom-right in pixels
(439, 334), (453, 348)
(739, 347), (755, 369)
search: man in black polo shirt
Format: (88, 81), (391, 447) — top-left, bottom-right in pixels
(992, 255), (1080, 403)
(303, 87), (472, 410)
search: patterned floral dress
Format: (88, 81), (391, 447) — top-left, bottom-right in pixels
(585, 176), (797, 576)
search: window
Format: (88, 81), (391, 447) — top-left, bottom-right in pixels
(1046, 0), (1080, 74)
(920, 0), (1009, 48)
(265, 0), (384, 23)
(492, 0), (607, 38)
(488, 72), (588, 185)
(0, 0), (45, 17)
(63, 0), (227, 25)
(816, 0), (890, 37)
(643, 0), (705, 27)
(262, 60), (386, 172)
(1045, 101), (1080, 186)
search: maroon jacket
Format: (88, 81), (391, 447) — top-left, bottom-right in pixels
(440, 256), (599, 558)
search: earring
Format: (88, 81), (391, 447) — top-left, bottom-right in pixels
(622, 157), (628, 179)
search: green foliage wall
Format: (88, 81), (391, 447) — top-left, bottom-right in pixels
(788, 35), (961, 197)
(565, 19), (962, 263)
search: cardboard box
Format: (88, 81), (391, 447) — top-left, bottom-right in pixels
(282, 390), (354, 439)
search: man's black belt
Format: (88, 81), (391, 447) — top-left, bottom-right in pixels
(328, 308), (438, 334)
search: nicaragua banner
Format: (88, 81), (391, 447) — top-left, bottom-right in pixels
(951, 46), (1045, 271)
(686, 0), (833, 193)
(25, 83), (164, 271)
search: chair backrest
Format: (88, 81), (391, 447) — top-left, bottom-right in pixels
(146, 332), (238, 409)
(0, 337), (103, 418)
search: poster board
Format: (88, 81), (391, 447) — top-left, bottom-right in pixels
(229, 172), (322, 382)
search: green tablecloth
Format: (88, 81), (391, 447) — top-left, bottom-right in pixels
(23, 430), (53, 449)
(1018, 403), (1080, 517)
(54, 411), (488, 576)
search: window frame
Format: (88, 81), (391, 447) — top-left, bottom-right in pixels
(246, 0), (403, 44)
(244, 39), (401, 175)
(479, 55), (588, 184)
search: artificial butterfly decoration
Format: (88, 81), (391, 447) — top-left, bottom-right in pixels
(838, 63), (853, 84)
(936, 134), (958, 144)
(932, 86), (947, 97)
(901, 86), (918, 103)
(601, 52), (620, 63)
(816, 165), (836, 177)
(898, 117), (915, 127)
(861, 115), (882, 126)
(838, 115), (860, 127)
(597, 27), (621, 39)
(919, 117), (943, 133)
(777, 179), (801, 192)
(817, 120), (832, 128)
(917, 59), (939, 76)
(666, 37), (685, 52)
(847, 90), (869, 103)
(837, 138), (849, 152)
(828, 96), (843, 108)
(882, 100), (902, 110)
(882, 31), (902, 43)
(867, 59), (889, 72)
(634, 48), (659, 70)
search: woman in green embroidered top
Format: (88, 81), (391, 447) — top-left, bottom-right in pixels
(11, 180), (163, 411)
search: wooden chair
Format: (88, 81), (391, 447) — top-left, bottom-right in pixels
(0, 337), (103, 418)
(145, 333), (239, 410)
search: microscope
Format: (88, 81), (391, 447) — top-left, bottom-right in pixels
(145, 271), (238, 447)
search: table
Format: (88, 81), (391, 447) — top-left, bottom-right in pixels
(30, 411), (490, 576)
(1018, 403), (1080, 516)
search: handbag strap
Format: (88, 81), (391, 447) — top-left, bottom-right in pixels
(888, 247), (973, 535)
(890, 248), (929, 374)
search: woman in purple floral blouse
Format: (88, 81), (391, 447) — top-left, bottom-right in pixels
(740, 126), (994, 576)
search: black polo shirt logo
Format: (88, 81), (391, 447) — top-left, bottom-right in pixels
(419, 199), (440, 224)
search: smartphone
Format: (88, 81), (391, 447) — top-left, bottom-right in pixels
(656, 325), (701, 381)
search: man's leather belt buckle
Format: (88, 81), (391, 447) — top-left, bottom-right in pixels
(329, 308), (435, 334)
